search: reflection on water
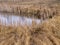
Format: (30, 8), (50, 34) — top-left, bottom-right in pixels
(0, 13), (41, 26)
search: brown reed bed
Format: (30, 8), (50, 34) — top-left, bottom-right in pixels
(0, 15), (60, 45)
(0, 3), (59, 19)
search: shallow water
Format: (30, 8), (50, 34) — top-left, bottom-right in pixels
(0, 13), (41, 26)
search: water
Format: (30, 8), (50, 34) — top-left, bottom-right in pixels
(0, 13), (41, 26)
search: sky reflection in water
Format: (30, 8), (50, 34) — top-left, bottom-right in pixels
(0, 13), (41, 26)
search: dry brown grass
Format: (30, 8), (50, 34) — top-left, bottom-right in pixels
(0, 3), (59, 19)
(0, 15), (60, 45)
(0, 1), (60, 45)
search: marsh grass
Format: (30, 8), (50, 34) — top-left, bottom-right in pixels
(0, 1), (60, 45)
(0, 15), (60, 45)
(0, 3), (59, 19)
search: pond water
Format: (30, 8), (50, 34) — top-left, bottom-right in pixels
(0, 13), (41, 26)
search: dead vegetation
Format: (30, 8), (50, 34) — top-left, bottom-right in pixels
(0, 3), (59, 19)
(0, 0), (60, 45)
(0, 15), (60, 45)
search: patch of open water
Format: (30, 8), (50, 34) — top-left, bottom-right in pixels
(0, 13), (41, 26)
